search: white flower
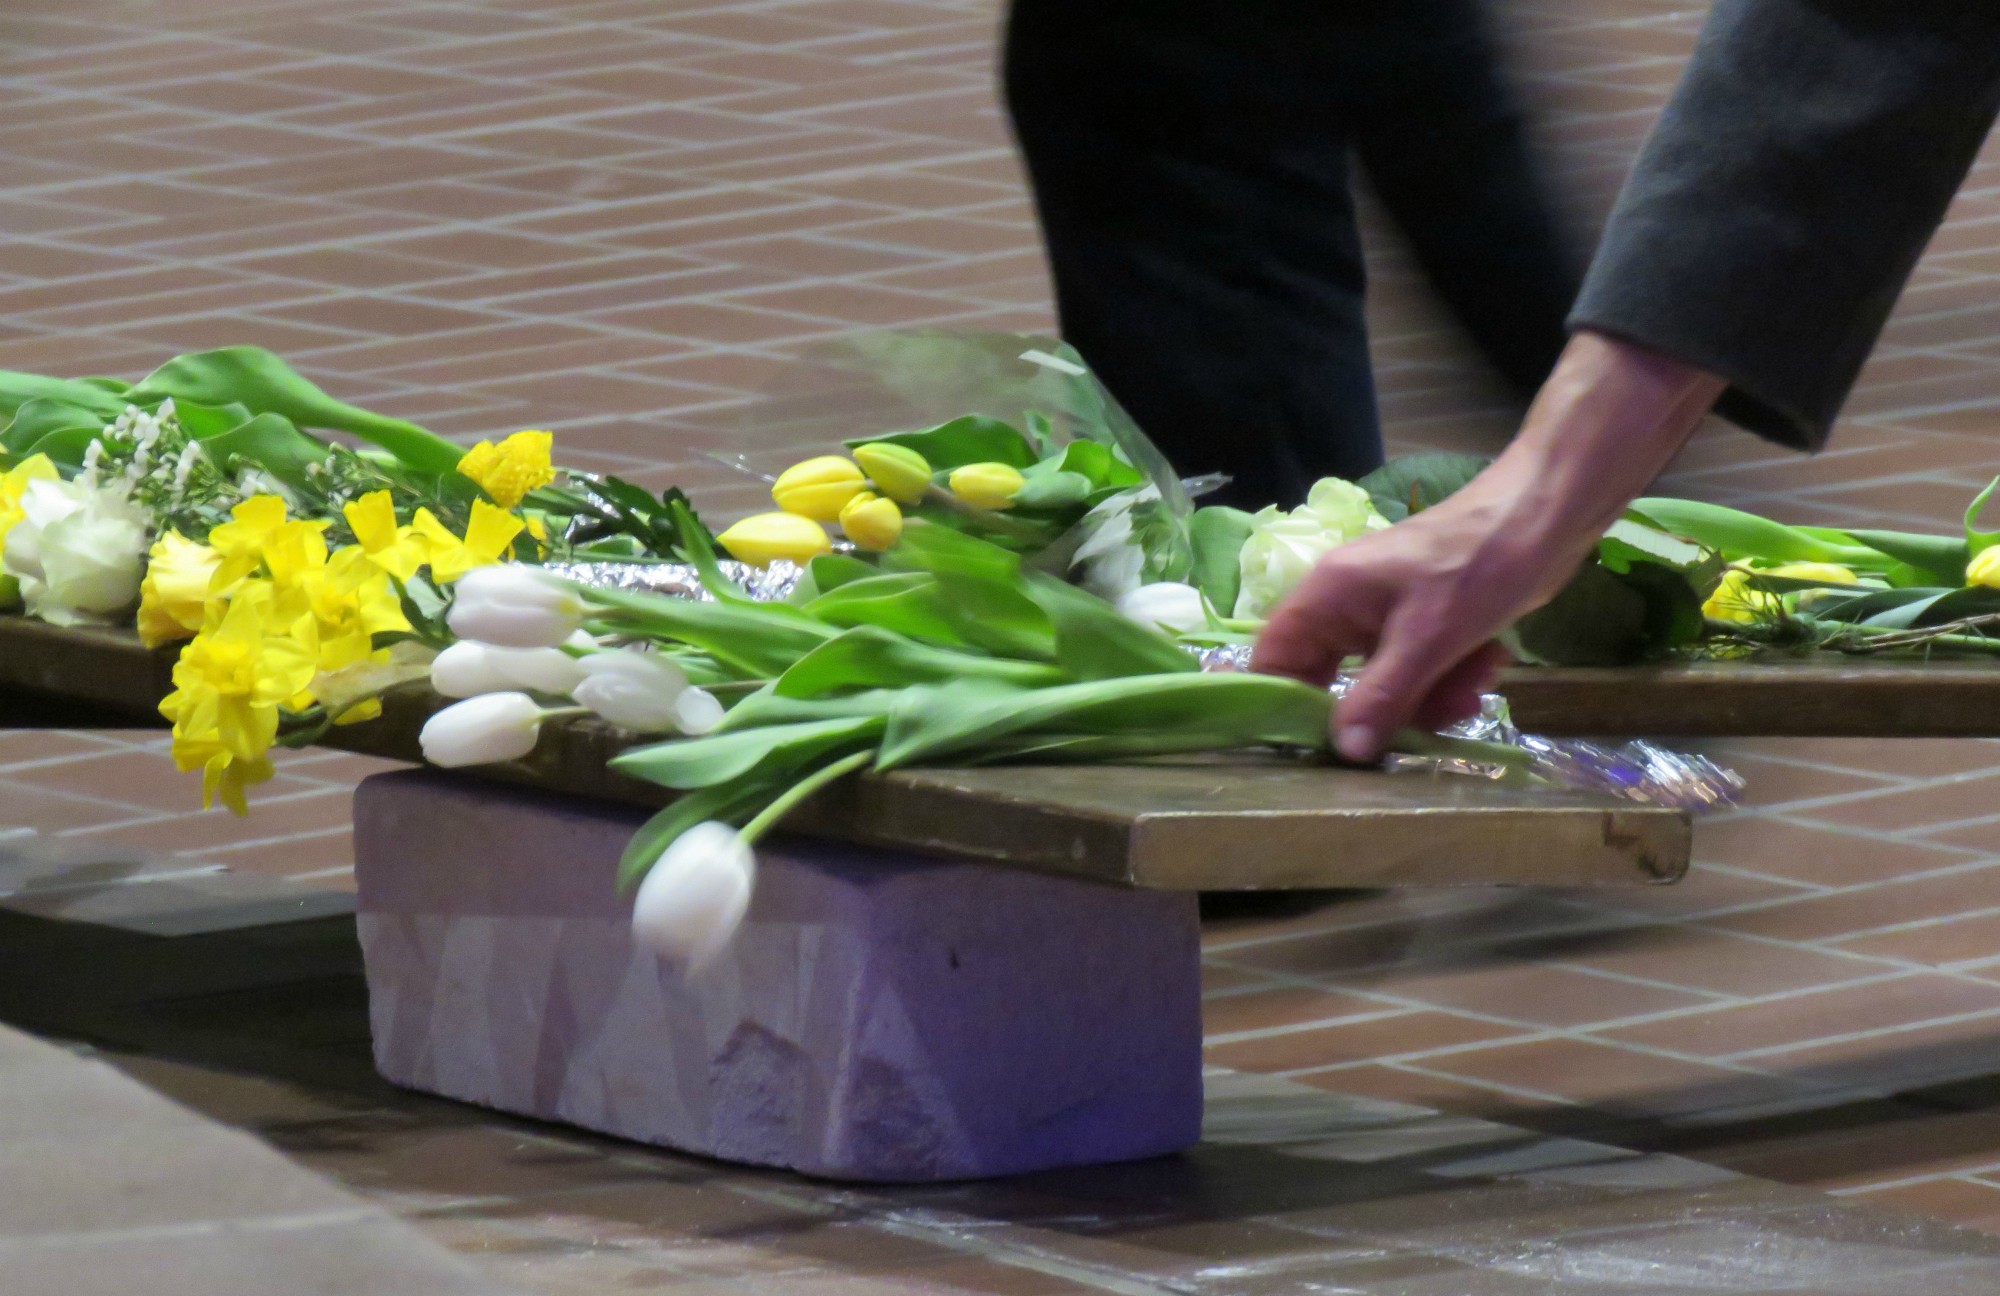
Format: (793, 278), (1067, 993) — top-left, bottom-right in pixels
(631, 821), (755, 970)
(571, 649), (691, 732)
(1070, 486), (1157, 601)
(1116, 581), (1209, 635)
(418, 692), (545, 767)
(2, 477), (149, 627)
(1233, 477), (1390, 620)
(446, 564), (584, 648)
(430, 641), (586, 698)
(671, 687), (724, 735)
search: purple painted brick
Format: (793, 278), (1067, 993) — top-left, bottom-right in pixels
(353, 771), (1204, 1182)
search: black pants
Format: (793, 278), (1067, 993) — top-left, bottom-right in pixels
(1004, 0), (1580, 508)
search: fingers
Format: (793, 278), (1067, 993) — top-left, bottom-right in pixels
(1333, 598), (1486, 761)
(1251, 557), (1384, 688)
(1412, 640), (1511, 731)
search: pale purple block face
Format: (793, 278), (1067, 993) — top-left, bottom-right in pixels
(353, 771), (1205, 1182)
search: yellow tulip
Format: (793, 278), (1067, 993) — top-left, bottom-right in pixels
(948, 462), (1025, 510)
(1764, 562), (1858, 584)
(839, 491), (903, 552)
(137, 531), (222, 648)
(457, 430), (555, 509)
(1969, 548), (2000, 589)
(772, 456), (867, 522)
(853, 443), (932, 505)
(716, 512), (832, 567)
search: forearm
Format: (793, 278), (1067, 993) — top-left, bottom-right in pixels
(1460, 331), (1724, 575)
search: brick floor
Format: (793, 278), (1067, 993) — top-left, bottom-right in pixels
(7, 0), (2000, 1251)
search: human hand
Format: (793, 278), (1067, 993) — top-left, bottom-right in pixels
(1253, 331), (1727, 761)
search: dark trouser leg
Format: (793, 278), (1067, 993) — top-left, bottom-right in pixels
(1350, 0), (1581, 398)
(1004, 1), (1378, 509)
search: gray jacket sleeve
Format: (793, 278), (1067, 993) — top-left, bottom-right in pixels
(1568, 0), (2000, 449)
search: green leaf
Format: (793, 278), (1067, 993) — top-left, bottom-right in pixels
(1844, 528), (1969, 586)
(171, 399), (255, 440)
(1805, 586), (1948, 624)
(1, 398), (105, 458)
(848, 414), (1036, 470)
(718, 685), (901, 730)
(805, 553), (877, 593)
(1187, 505), (1254, 614)
(876, 672), (1331, 769)
(1359, 453), (1490, 522)
(123, 347), (463, 475)
(19, 425), (106, 468)
(1010, 469), (1093, 511)
(775, 625), (1063, 698)
(1599, 518), (1708, 574)
(200, 413), (330, 489)
(1633, 497), (1884, 567)
(0, 373), (127, 424)
(583, 583), (834, 677)
(1022, 571), (1196, 680)
(610, 715), (884, 791)
(1513, 560), (1652, 665)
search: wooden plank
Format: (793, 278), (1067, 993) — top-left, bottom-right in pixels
(0, 615), (1689, 890)
(1501, 657), (2000, 738)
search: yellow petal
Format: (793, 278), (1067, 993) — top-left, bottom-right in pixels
(947, 462), (1025, 510)
(838, 492), (903, 552)
(716, 512), (832, 567)
(773, 456), (868, 522)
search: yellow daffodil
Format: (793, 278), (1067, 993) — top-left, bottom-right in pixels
(1702, 569), (1780, 624)
(457, 430), (555, 509)
(0, 454), (59, 608)
(343, 490), (428, 582)
(716, 511), (831, 567)
(772, 455), (868, 522)
(1969, 548), (2000, 589)
(137, 532), (222, 648)
(296, 546), (413, 673)
(412, 500), (526, 583)
(207, 494), (291, 589)
(852, 443), (931, 505)
(159, 585), (319, 814)
(838, 491), (902, 552)
(947, 462), (1025, 510)
(259, 518), (331, 594)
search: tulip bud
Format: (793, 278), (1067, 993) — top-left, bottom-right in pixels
(837, 491), (903, 552)
(572, 649), (690, 732)
(1115, 581), (1209, 636)
(419, 691), (545, 767)
(631, 821), (755, 970)
(716, 512), (831, 567)
(852, 443), (932, 505)
(431, 641), (588, 698)
(771, 455), (867, 522)
(446, 564), (584, 648)
(1972, 548), (2000, 590)
(947, 462), (1025, 510)
(672, 686), (725, 735)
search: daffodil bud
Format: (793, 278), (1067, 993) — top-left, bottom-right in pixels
(852, 442), (932, 505)
(419, 691), (545, 767)
(572, 649), (690, 732)
(446, 564), (584, 648)
(716, 512), (831, 567)
(631, 821), (755, 970)
(947, 462), (1025, 510)
(1115, 582), (1209, 635)
(1972, 549), (2000, 589)
(771, 455), (867, 521)
(838, 491), (903, 551)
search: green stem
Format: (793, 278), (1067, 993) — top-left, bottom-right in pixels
(740, 748), (873, 844)
(921, 482), (1043, 540)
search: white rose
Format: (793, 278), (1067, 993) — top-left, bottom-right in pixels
(1232, 478), (1391, 621)
(4, 479), (149, 626)
(1116, 582), (1209, 635)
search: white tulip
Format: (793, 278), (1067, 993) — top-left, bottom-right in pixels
(671, 686), (725, 735)
(429, 641), (586, 698)
(572, 649), (690, 732)
(2, 478), (148, 626)
(631, 821), (755, 970)
(419, 691), (545, 767)
(445, 564), (584, 648)
(1115, 581), (1209, 635)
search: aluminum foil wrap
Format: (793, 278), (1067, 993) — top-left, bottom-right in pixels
(554, 572), (1740, 813)
(1196, 643), (1741, 812)
(547, 560), (804, 602)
